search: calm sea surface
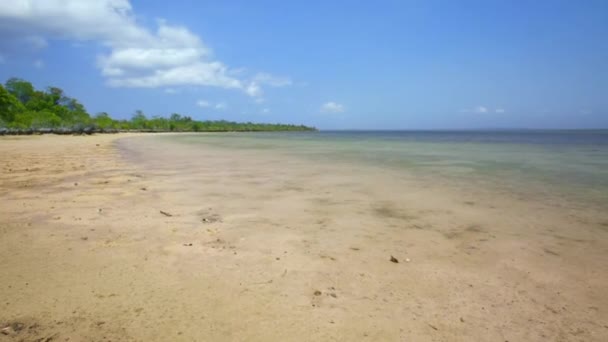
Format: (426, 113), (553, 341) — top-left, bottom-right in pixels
(163, 130), (608, 206)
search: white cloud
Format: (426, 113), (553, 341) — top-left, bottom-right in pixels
(0, 0), (275, 97)
(106, 62), (242, 89)
(462, 106), (505, 114)
(196, 100), (210, 107)
(215, 102), (227, 110)
(253, 73), (292, 87)
(245, 82), (262, 97)
(261, 108), (270, 114)
(101, 67), (124, 76)
(320, 101), (345, 113)
(474, 106), (488, 113)
(164, 88), (178, 94)
(33, 59), (44, 68)
(254, 98), (265, 104)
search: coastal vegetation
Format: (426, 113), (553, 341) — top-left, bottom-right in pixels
(0, 77), (315, 134)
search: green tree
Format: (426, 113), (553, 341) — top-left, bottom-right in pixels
(0, 84), (25, 124)
(1, 76), (317, 132)
(30, 110), (62, 128)
(5, 78), (35, 104)
(131, 110), (148, 129)
(170, 113), (182, 122)
(46, 86), (64, 106)
(94, 112), (115, 129)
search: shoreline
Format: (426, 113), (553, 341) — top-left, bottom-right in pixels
(1, 134), (607, 341)
(0, 129), (317, 136)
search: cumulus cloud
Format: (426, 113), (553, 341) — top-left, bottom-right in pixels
(196, 100), (210, 108)
(320, 101), (345, 113)
(215, 102), (227, 110)
(495, 108), (505, 113)
(0, 0), (282, 97)
(245, 82), (262, 97)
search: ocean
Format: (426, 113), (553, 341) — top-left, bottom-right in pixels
(162, 130), (608, 206)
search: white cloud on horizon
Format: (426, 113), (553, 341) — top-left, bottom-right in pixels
(320, 101), (345, 113)
(0, 0), (287, 98)
(461, 106), (505, 114)
(196, 100), (210, 108)
(195, 100), (228, 110)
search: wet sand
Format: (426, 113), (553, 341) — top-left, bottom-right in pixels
(1, 134), (607, 341)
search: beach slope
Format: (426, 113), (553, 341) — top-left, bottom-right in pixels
(1, 134), (607, 341)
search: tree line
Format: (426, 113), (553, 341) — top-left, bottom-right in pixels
(0, 77), (316, 134)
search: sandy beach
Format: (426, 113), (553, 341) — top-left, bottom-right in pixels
(1, 134), (607, 341)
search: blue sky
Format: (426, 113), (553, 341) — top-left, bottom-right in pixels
(0, 0), (607, 129)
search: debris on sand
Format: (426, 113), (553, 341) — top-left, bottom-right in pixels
(160, 210), (173, 217)
(390, 255), (399, 263)
(199, 208), (222, 224)
(183, 243), (193, 247)
(201, 215), (221, 224)
(1, 322), (25, 335)
(314, 290), (322, 296)
(140, 187), (147, 191)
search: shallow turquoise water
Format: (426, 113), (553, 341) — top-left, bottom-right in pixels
(164, 130), (608, 205)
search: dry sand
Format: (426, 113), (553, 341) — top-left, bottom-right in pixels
(1, 134), (607, 341)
